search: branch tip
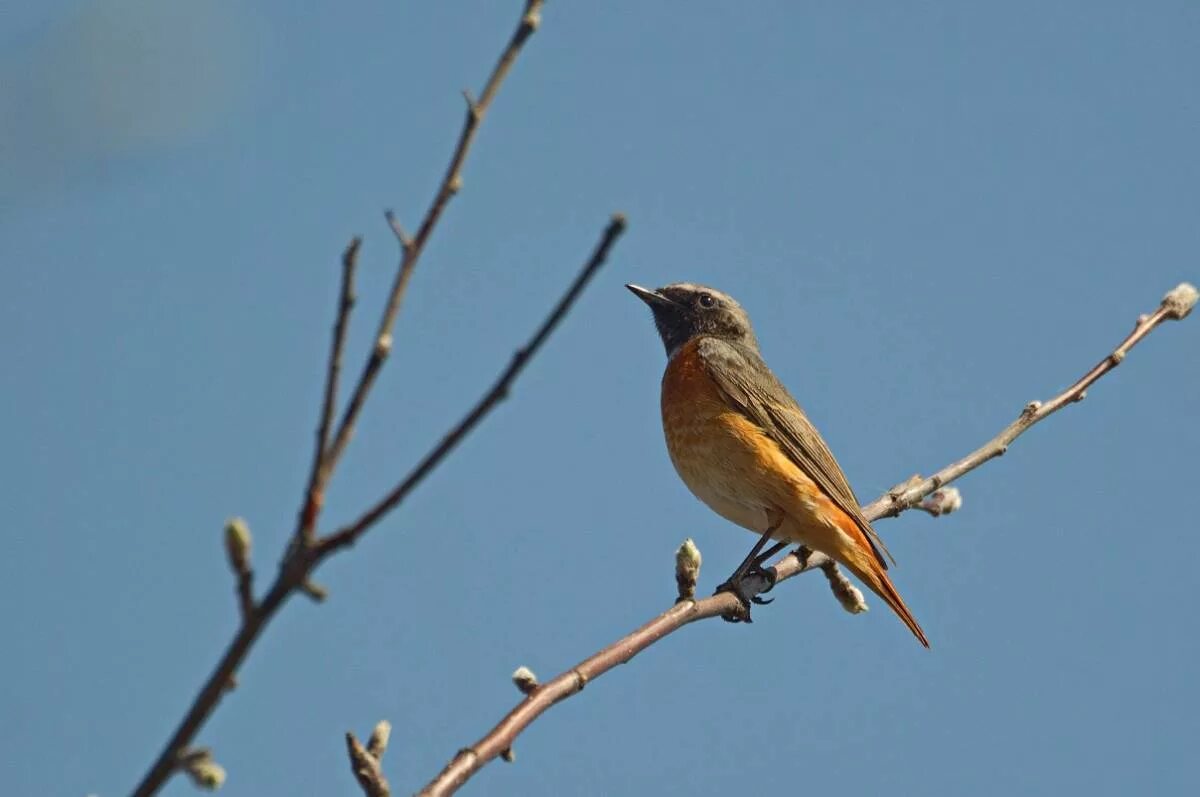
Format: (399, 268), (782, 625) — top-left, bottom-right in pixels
(919, 487), (963, 517)
(821, 561), (869, 614)
(300, 580), (329, 602)
(462, 89), (480, 118)
(223, 518), (252, 574)
(1162, 282), (1198, 320)
(511, 665), (540, 695)
(384, 211), (413, 250)
(178, 748), (226, 791)
(347, 729), (391, 797)
(674, 538), (702, 601)
(367, 720), (392, 760)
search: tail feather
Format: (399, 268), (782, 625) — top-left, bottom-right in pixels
(843, 558), (930, 648)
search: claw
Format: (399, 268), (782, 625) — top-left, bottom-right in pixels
(713, 578), (754, 622)
(749, 564), (778, 594)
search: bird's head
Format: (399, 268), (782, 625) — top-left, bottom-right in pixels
(626, 282), (758, 357)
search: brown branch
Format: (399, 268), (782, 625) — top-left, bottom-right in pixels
(316, 214), (627, 555)
(129, 4), (560, 794)
(298, 237), (360, 541)
(319, 0), (545, 485)
(416, 282), (1196, 797)
(347, 721), (393, 797)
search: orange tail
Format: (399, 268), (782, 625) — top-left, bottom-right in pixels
(842, 557), (930, 648)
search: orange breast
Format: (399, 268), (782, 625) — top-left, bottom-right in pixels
(660, 339), (822, 535)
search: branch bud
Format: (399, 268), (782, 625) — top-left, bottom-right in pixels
(522, 5), (542, 32)
(223, 518), (251, 574)
(821, 562), (869, 614)
(920, 487), (963, 517)
(367, 720), (392, 760)
(1162, 282), (1198, 320)
(674, 538), (702, 601)
(300, 580), (329, 602)
(511, 665), (539, 695)
(179, 749), (226, 790)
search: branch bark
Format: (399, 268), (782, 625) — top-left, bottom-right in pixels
(416, 282), (1196, 797)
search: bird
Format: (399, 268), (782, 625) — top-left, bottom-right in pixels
(627, 282), (928, 647)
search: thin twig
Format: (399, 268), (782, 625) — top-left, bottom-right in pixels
(347, 721), (392, 797)
(416, 283), (1195, 797)
(298, 237), (361, 541)
(316, 214), (627, 555)
(128, 5), (554, 794)
(319, 0), (546, 484)
(862, 286), (1195, 520)
(234, 571), (255, 623)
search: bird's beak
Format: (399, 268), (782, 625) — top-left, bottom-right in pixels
(625, 283), (675, 308)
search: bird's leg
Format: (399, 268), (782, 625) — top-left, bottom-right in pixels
(715, 513), (784, 622)
(743, 540), (788, 601)
(752, 541), (788, 572)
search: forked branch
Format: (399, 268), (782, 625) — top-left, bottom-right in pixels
(128, 3), (592, 795)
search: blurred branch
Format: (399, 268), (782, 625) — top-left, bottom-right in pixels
(416, 282), (1196, 797)
(127, 3), (617, 795)
(347, 721), (392, 797)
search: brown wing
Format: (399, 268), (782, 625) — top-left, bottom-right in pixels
(696, 337), (895, 568)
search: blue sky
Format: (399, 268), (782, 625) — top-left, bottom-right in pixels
(3, 2), (1198, 795)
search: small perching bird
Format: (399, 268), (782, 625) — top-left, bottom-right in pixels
(628, 282), (928, 647)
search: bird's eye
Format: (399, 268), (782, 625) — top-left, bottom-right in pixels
(698, 293), (716, 308)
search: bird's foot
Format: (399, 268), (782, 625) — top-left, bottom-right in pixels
(714, 564), (778, 622)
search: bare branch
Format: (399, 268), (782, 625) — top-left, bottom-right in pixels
(298, 237), (360, 542)
(347, 722), (392, 797)
(316, 214), (627, 556)
(319, 0), (547, 483)
(416, 283), (1194, 797)
(862, 282), (1197, 520)
(130, 217), (622, 797)
(129, 4), (563, 794)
